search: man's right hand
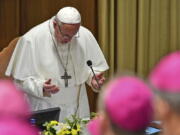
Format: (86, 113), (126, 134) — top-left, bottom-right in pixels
(43, 79), (60, 97)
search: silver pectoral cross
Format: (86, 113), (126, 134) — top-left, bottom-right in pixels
(61, 70), (71, 87)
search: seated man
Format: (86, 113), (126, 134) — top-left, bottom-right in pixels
(149, 51), (180, 135)
(87, 76), (154, 135)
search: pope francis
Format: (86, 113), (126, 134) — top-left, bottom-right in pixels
(5, 7), (109, 121)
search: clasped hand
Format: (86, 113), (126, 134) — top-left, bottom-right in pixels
(43, 79), (60, 97)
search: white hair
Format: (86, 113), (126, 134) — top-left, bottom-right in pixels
(154, 89), (180, 113)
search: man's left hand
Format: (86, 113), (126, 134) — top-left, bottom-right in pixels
(91, 72), (105, 90)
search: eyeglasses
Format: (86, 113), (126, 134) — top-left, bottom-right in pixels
(57, 22), (80, 40)
(58, 25), (72, 39)
(54, 15), (80, 39)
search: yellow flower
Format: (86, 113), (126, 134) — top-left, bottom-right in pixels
(57, 129), (71, 135)
(46, 120), (59, 130)
(64, 130), (71, 134)
(50, 120), (59, 125)
(71, 129), (78, 135)
(44, 131), (49, 135)
(77, 124), (81, 131)
(44, 131), (53, 135)
(43, 115), (85, 135)
(57, 130), (64, 135)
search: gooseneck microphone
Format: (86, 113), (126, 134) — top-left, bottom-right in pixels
(87, 60), (93, 67)
(87, 60), (101, 89)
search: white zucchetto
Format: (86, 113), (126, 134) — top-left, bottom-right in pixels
(56, 7), (81, 24)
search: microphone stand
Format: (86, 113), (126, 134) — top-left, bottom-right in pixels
(89, 66), (101, 90)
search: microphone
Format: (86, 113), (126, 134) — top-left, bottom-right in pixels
(87, 60), (101, 89)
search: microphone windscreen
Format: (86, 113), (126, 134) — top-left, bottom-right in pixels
(87, 60), (92, 66)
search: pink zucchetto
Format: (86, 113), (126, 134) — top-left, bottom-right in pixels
(0, 119), (39, 135)
(104, 77), (153, 132)
(0, 80), (30, 119)
(149, 52), (180, 92)
(87, 117), (102, 135)
(56, 7), (81, 24)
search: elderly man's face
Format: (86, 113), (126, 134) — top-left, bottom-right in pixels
(53, 21), (80, 44)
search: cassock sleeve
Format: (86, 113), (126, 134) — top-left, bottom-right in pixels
(15, 77), (44, 98)
(6, 37), (45, 98)
(85, 30), (109, 92)
(85, 30), (108, 72)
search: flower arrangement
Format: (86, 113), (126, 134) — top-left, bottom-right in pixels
(42, 115), (89, 135)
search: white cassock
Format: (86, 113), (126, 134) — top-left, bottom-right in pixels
(6, 17), (109, 122)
